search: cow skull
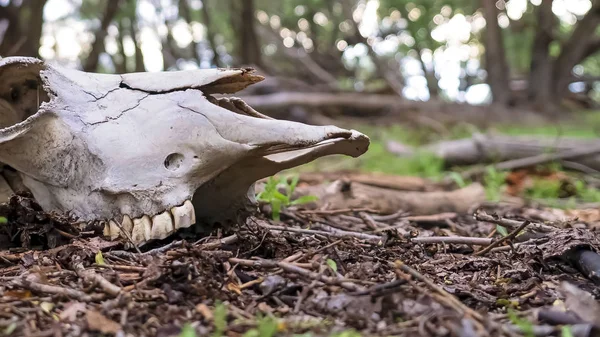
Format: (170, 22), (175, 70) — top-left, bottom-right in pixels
(0, 57), (369, 245)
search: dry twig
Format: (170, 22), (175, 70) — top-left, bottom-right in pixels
(474, 220), (531, 256)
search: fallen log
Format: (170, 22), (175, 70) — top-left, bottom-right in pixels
(387, 134), (600, 172)
(296, 171), (436, 191)
(236, 92), (548, 125)
(292, 179), (486, 215)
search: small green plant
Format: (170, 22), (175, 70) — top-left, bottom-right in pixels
(94, 251), (105, 265)
(179, 324), (197, 337)
(326, 259), (338, 273)
(449, 172), (469, 188)
(213, 301), (227, 337)
(525, 178), (563, 200)
(496, 225), (509, 237)
(483, 166), (507, 201)
(561, 325), (574, 337)
(256, 175), (318, 221)
(242, 315), (279, 337)
(507, 309), (534, 337)
(574, 180), (600, 203)
(330, 329), (362, 337)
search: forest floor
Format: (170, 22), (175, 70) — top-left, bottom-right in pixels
(1, 117), (600, 337)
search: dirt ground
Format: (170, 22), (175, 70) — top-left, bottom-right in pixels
(1, 186), (600, 337)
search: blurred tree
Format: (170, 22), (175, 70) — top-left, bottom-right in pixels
(528, 0), (555, 111)
(0, 0), (48, 58)
(1, 0), (600, 114)
(481, 0), (512, 106)
(83, 0), (121, 72)
(232, 0), (264, 68)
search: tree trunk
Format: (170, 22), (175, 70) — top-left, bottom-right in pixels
(341, 0), (404, 96)
(481, 0), (511, 106)
(528, 0), (555, 113)
(179, 0), (203, 66)
(0, 3), (23, 56)
(236, 0), (263, 68)
(419, 50), (439, 99)
(83, 0), (121, 72)
(129, 8), (146, 72)
(552, 1), (600, 103)
(396, 4), (438, 98)
(199, 0), (223, 67)
(114, 19), (128, 73)
(20, 0), (47, 58)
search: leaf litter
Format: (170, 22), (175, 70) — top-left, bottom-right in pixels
(0, 181), (600, 336)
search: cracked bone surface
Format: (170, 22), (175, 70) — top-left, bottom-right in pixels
(0, 56), (370, 246)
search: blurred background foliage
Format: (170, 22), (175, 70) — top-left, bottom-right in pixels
(1, 0), (600, 114)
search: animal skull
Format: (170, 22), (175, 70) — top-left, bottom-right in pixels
(0, 57), (369, 245)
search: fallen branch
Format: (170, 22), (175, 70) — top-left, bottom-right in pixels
(393, 260), (484, 322)
(259, 222), (381, 243)
(295, 171), (433, 192)
(389, 134), (600, 176)
(295, 180), (486, 215)
(11, 278), (94, 302)
(475, 211), (556, 233)
(474, 220), (531, 256)
(229, 257), (363, 292)
(412, 236), (492, 246)
(78, 269), (121, 297)
(237, 93), (546, 125)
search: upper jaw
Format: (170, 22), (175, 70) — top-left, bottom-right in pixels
(100, 198), (196, 245)
(89, 129), (370, 247)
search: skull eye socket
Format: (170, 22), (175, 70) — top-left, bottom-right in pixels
(10, 87), (19, 102)
(164, 153), (185, 171)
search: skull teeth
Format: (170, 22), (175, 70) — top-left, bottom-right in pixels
(108, 220), (120, 241)
(171, 200), (195, 230)
(150, 211), (174, 240)
(100, 199), (195, 246)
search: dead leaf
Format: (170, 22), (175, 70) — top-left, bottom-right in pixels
(86, 310), (122, 335)
(4, 290), (32, 299)
(226, 282), (242, 295)
(59, 302), (87, 322)
(72, 237), (120, 251)
(40, 301), (54, 313)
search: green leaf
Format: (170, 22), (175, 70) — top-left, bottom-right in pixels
(257, 316), (278, 337)
(271, 200), (282, 221)
(0, 216), (7, 224)
(449, 172), (467, 188)
(179, 324), (197, 337)
(213, 302), (227, 337)
(272, 190), (290, 204)
(507, 309), (535, 337)
(326, 259), (338, 273)
(496, 225), (509, 237)
(242, 329), (259, 337)
(3, 322), (17, 335)
(561, 325), (574, 337)
(95, 251), (105, 265)
(288, 175), (300, 196)
(289, 195), (318, 205)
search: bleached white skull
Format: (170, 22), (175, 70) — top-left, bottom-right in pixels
(0, 57), (369, 245)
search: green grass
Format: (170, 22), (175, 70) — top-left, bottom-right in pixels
(290, 113), (600, 176)
(278, 114), (600, 208)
